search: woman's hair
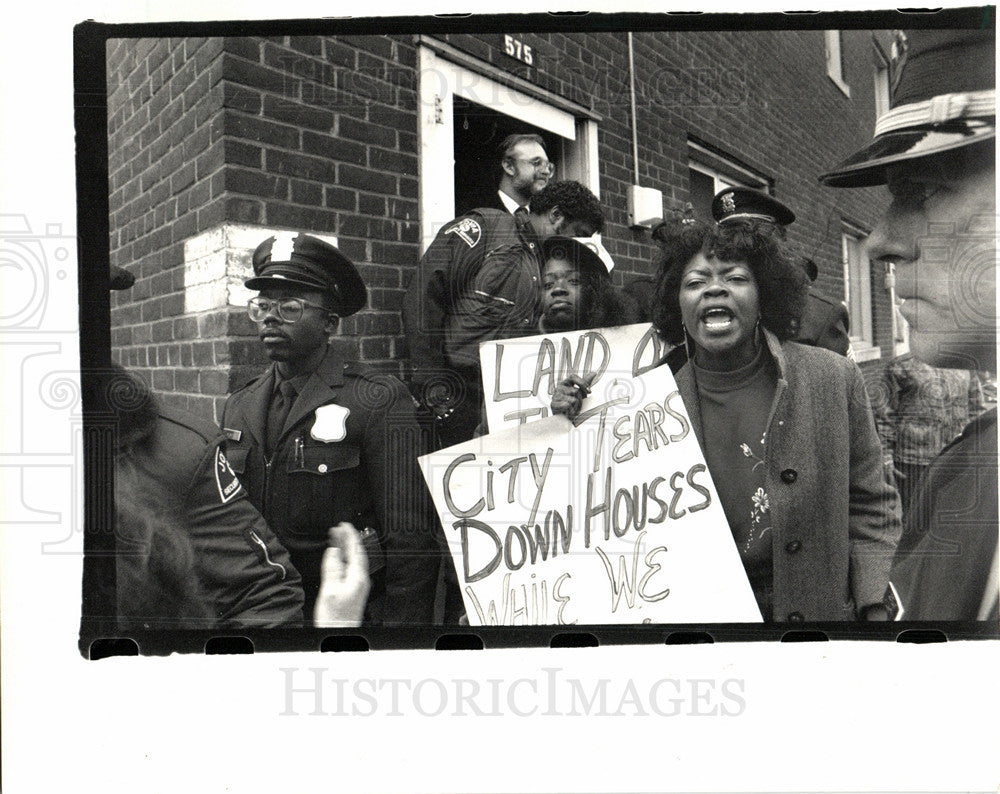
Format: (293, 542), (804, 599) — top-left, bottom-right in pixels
(580, 277), (636, 329)
(116, 459), (211, 630)
(651, 213), (809, 345)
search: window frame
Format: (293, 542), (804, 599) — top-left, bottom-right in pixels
(824, 31), (851, 97)
(841, 222), (880, 361)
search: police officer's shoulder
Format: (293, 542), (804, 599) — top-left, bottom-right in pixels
(228, 368), (269, 396)
(139, 405), (226, 491)
(341, 361), (413, 406)
(438, 208), (514, 251)
(157, 404), (225, 449)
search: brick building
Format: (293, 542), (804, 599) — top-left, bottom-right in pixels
(107, 27), (901, 423)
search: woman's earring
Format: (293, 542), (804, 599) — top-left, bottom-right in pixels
(754, 317), (762, 348)
(682, 324), (692, 361)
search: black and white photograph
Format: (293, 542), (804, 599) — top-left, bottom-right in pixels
(76, 11), (997, 643)
(2, 2), (998, 792)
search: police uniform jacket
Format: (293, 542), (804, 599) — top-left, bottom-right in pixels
(402, 207), (543, 378)
(222, 347), (441, 625)
(795, 289), (851, 357)
(120, 404), (305, 628)
(890, 408), (998, 620)
(672, 329), (902, 621)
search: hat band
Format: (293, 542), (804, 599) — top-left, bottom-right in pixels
(875, 89), (995, 137)
(718, 213), (779, 224)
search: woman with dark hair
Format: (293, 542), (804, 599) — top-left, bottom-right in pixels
(554, 215), (901, 622)
(538, 236), (636, 333)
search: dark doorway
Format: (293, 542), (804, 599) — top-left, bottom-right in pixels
(452, 95), (562, 217)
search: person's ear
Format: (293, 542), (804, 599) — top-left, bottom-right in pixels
(548, 207), (565, 233)
(325, 312), (340, 336)
(501, 157), (517, 177)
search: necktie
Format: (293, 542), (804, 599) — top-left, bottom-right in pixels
(266, 379), (297, 456)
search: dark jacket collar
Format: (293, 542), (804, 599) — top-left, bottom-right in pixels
(674, 327), (787, 443)
(234, 345), (348, 449)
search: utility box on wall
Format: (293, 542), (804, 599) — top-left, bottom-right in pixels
(627, 185), (664, 229)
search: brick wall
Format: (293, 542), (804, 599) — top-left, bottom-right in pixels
(108, 30), (898, 424)
(217, 35), (420, 373)
(107, 37), (229, 420)
(108, 34), (422, 422)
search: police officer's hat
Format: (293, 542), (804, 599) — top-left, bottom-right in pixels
(542, 236), (610, 282)
(711, 187), (796, 226)
(246, 233), (367, 317)
(820, 29), (995, 188)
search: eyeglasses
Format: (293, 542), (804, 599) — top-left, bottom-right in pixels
(513, 157), (555, 176)
(247, 296), (332, 324)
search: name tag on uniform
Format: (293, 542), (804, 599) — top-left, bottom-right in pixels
(311, 404), (350, 443)
(223, 428), (242, 442)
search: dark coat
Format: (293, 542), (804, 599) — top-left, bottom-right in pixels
(795, 289), (851, 357)
(402, 207), (542, 376)
(890, 408), (998, 620)
(118, 404), (305, 628)
(222, 348), (442, 625)
(674, 330), (902, 621)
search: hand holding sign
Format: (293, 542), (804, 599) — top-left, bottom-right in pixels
(550, 372), (597, 421)
(419, 363), (761, 625)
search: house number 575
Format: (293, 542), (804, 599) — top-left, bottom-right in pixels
(503, 35), (533, 66)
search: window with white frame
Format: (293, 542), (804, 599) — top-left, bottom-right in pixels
(825, 31), (851, 97)
(873, 44), (890, 119)
(842, 223), (879, 359)
(687, 141), (770, 220)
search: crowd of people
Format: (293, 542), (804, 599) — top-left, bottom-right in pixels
(112, 28), (997, 629)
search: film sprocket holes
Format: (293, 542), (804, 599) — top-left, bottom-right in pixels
(78, 15), (999, 654)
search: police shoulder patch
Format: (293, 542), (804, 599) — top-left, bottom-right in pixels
(214, 446), (243, 504)
(444, 217), (482, 249)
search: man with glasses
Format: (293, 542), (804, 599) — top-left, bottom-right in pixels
(820, 28), (997, 620)
(403, 180), (604, 449)
(222, 233), (443, 624)
(495, 133), (555, 212)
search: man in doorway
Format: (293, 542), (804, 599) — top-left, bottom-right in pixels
(403, 180), (604, 448)
(494, 133), (555, 213)
(223, 233), (442, 624)
(821, 28), (997, 620)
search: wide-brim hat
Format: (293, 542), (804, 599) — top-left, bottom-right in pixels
(246, 232), (367, 317)
(541, 236), (610, 282)
(820, 29), (995, 188)
(712, 187), (795, 226)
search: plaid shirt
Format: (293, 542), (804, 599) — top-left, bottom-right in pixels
(874, 353), (992, 467)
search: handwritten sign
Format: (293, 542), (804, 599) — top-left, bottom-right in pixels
(480, 323), (666, 432)
(419, 365), (762, 625)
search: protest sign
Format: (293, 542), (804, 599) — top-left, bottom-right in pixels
(480, 323), (665, 432)
(419, 364), (762, 625)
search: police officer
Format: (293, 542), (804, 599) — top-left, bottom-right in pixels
(711, 186), (853, 358)
(222, 234), (442, 624)
(109, 267), (304, 630)
(821, 28), (996, 620)
(403, 180), (604, 448)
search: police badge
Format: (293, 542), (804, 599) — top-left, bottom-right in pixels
(311, 403), (350, 442)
